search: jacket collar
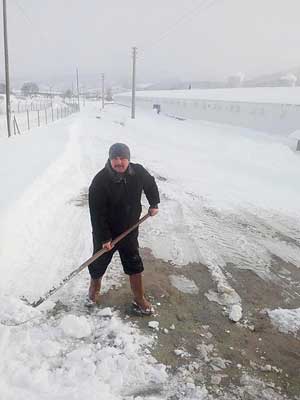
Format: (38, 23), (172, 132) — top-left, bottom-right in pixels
(105, 160), (135, 183)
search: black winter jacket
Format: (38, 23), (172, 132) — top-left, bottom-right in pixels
(89, 161), (160, 243)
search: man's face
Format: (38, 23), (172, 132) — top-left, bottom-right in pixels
(110, 157), (129, 173)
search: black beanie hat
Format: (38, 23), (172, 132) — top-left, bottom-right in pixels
(109, 143), (130, 160)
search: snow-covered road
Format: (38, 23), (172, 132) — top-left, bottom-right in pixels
(1, 103), (300, 399)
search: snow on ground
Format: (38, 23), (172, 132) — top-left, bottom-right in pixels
(0, 95), (72, 138)
(1, 101), (300, 398)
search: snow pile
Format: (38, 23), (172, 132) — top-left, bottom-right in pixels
(0, 310), (168, 399)
(267, 308), (300, 336)
(59, 314), (92, 338)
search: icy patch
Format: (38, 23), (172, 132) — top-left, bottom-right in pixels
(205, 287), (241, 307)
(170, 275), (199, 294)
(59, 315), (92, 338)
(267, 308), (300, 336)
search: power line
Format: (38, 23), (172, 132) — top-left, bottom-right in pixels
(138, 0), (207, 52)
(138, 0), (223, 58)
(3, 0), (12, 137)
(12, 0), (54, 52)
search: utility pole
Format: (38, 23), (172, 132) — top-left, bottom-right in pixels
(101, 73), (105, 109)
(76, 68), (80, 111)
(131, 47), (137, 119)
(82, 86), (86, 107)
(72, 82), (74, 106)
(49, 85), (53, 108)
(3, 0), (11, 137)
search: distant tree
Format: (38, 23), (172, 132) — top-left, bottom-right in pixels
(63, 89), (72, 98)
(0, 82), (6, 94)
(21, 82), (39, 97)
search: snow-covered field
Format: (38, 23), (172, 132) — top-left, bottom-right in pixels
(0, 95), (74, 138)
(1, 102), (300, 399)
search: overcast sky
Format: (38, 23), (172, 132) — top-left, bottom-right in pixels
(1, 0), (300, 88)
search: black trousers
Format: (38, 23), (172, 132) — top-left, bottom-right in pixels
(88, 231), (144, 280)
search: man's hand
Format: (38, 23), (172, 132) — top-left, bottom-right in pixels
(149, 207), (159, 217)
(102, 241), (114, 251)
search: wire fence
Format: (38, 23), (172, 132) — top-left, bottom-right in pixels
(11, 99), (52, 114)
(1, 102), (80, 137)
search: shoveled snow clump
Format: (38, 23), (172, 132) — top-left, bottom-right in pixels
(229, 304), (243, 322)
(60, 314), (92, 338)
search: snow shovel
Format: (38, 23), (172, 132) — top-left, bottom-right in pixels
(27, 212), (151, 308)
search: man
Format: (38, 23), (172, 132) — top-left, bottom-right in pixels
(88, 143), (160, 314)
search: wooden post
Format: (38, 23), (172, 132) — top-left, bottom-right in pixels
(76, 68), (80, 111)
(13, 114), (16, 135)
(27, 110), (30, 130)
(3, 0), (12, 137)
(101, 73), (105, 109)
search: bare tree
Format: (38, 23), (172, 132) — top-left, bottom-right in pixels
(21, 82), (39, 97)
